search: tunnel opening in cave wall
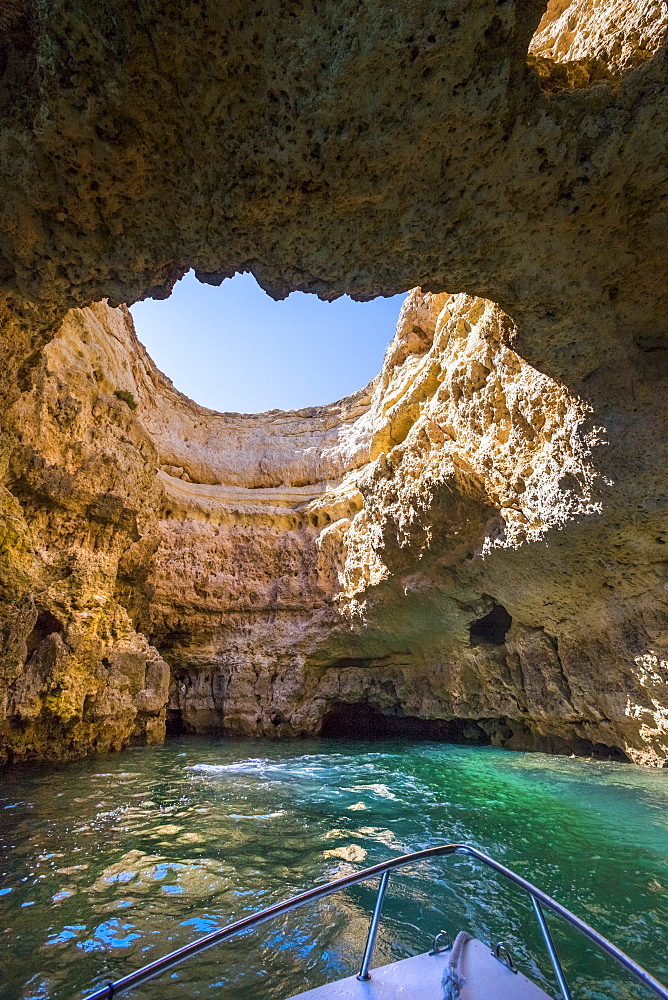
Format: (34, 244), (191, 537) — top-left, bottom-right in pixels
(25, 610), (64, 658)
(586, 742), (629, 762)
(319, 701), (491, 744)
(165, 708), (196, 737)
(469, 603), (512, 646)
(318, 706), (632, 761)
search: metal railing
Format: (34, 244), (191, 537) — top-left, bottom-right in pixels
(82, 843), (668, 1000)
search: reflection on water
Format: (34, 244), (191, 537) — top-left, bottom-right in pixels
(1, 739), (667, 1000)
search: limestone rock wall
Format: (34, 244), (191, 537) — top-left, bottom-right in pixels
(530, 0), (665, 84)
(146, 290), (668, 766)
(0, 304), (169, 762)
(3, 286), (664, 765)
(0, 0), (667, 765)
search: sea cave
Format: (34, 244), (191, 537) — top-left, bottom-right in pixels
(1, 0), (668, 995)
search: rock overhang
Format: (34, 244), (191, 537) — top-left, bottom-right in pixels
(0, 0), (666, 386)
(0, 0), (668, 765)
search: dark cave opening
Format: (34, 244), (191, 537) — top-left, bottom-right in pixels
(165, 708), (196, 737)
(25, 609), (64, 658)
(469, 603), (512, 646)
(588, 742), (629, 762)
(319, 701), (490, 743)
(318, 705), (630, 761)
(484, 717), (631, 761)
(563, 736), (630, 762)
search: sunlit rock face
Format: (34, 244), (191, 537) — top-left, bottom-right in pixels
(0, 304), (169, 761)
(530, 0), (664, 84)
(2, 289), (666, 765)
(147, 290), (668, 766)
(0, 0), (667, 763)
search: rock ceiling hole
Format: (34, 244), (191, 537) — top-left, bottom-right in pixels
(129, 270), (405, 414)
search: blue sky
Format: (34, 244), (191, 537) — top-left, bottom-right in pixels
(129, 271), (406, 413)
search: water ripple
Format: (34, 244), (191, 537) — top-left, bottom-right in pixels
(0, 738), (667, 1000)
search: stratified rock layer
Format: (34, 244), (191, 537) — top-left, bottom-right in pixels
(0, 0), (667, 764)
(2, 288), (666, 766)
(150, 290), (668, 766)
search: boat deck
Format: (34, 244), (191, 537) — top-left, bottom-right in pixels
(82, 843), (668, 1000)
(287, 938), (552, 1000)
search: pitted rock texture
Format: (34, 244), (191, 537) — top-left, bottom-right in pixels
(0, 0), (667, 765)
(0, 0), (666, 387)
(0, 304), (169, 762)
(3, 288), (666, 765)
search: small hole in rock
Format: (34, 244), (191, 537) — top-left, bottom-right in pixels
(26, 610), (64, 658)
(469, 603), (512, 646)
(166, 709), (196, 736)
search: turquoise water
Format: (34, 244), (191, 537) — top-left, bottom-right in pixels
(1, 739), (668, 1000)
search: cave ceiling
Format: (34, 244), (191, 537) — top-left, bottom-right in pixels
(0, 0), (666, 382)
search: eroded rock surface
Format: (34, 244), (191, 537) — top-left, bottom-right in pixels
(0, 304), (169, 761)
(0, 0), (666, 385)
(2, 288), (666, 765)
(148, 290), (668, 766)
(0, 0), (667, 764)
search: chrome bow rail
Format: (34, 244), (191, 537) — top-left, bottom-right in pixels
(83, 843), (668, 1000)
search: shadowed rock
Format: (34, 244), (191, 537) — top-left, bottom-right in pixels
(0, 0), (667, 764)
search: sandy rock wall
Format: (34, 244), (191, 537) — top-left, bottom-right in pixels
(150, 290), (668, 765)
(0, 280), (667, 764)
(0, 0), (667, 765)
(529, 0), (664, 84)
(0, 304), (169, 762)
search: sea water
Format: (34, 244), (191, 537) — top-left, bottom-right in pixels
(1, 738), (667, 1000)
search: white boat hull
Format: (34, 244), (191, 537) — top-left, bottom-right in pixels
(287, 937), (552, 1000)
